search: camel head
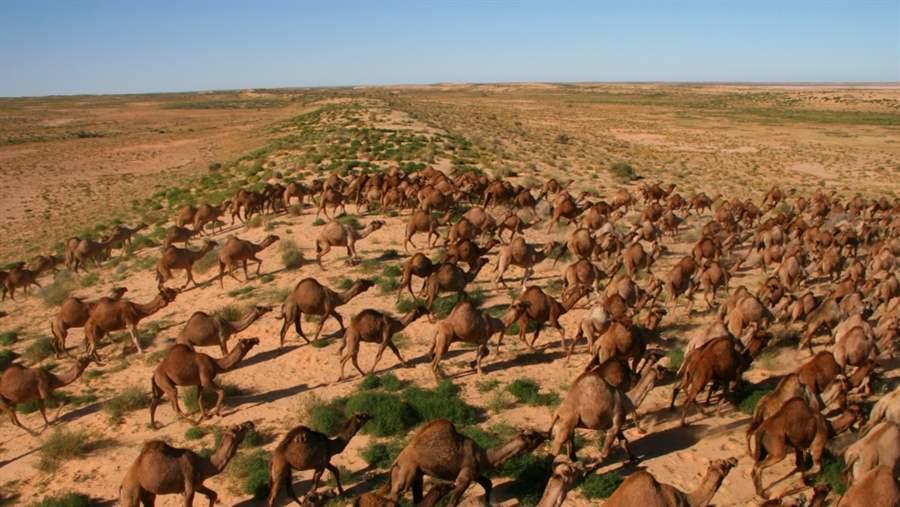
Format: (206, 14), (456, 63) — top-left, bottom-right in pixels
(110, 286), (129, 298)
(347, 412), (373, 430)
(368, 220), (386, 232)
(356, 278), (376, 292)
(253, 305), (274, 318)
(513, 427), (549, 452)
(236, 337), (261, 353)
(159, 287), (180, 303)
(406, 305), (429, 322)
(203, 239), (219, 249)
(709, 457), (738, 477)
(262, 234), (281, 247)
(224, 420), (256, 444)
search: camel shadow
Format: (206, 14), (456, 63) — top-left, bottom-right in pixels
(0, 446), (39, 470)
(233, 345), (300, 370)
(482, 348), (566, 374)
(231, 382), (316, 410)
(57, 400), (104, 424)
(630, 424), (707, 461)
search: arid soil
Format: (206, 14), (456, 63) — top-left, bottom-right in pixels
(0, 84), (897, 506)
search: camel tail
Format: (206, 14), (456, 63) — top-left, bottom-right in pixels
(751, 427), (766, 462)
(50, 316), (65, 352)
(150, 375), (163, 403)
(546, 413), (560, 438)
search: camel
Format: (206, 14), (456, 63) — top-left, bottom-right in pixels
(562, 227), (596, 262)
(621, 241), (661, 277)
(26, 254), (64, 277)
(405, 210), (450, 251)
(535, 456), (581, 507)
(422, 258), (488, 311)
(316, 187), (347, 218)
(795, 351), (844, 410)
(175, 204), (198, 228)
(3, 263), (41, 300)
(149, 338), (260, 427)
(688, 260), (729, 310)
(844, 422), (900, 482)
(397, 253), (437, 301)
(50, 287), (128, 357)
(750, 397), (861, 498)
(548, 368), (640, 464)
(497, 212), (531, 241)
(338, 306), (428, 380)
(838, 466), (900, 507)
(745, 374), (807, 455)
(84, 287), (179, 360)
(604, 458), (738, 507)
(862, 386), (900, 433)
(354, 484), (453, 507)
(283, 181), (309, 210)
(156, 240), (217, 289)
(834, 326), (879, 369)
(266, 413), (372, 505)
(0, 356), (92, 434)
(176, 305), (273, 355)
(588, 319), (656, 372)
(163, 225), (200, 248)
(278, 277), (374, 347)
(494, 237), (559, 288)
(561, 258), (604, 292)
(799, 292), (869, 352)
(192, 202), (228, 235)
(546, 192), (581, 232)
(217, 234), (280, 287)
(71, 236), (116, 272)
(429, 300), (516, 381)
(385, 419), (546, 506)
(108, 223), (148, 255)
(445, 238), (497, 270)
(505, 285), (589, 351)
(661, 257), (697, 312)
(315, 220), (384, 267)
(119, 421), (254, 506)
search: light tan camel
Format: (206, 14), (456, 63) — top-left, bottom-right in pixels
(149, 338), (259, 427)
(603, 458), (738, 507)
(338, 306), (428, 380)
(397, 253), (438, 301)
(844, 421), (900, 482)
(176, 304), (273, 355)
(494, 237), (559, 288)
(838, 466), (900, 507)
(217, 234), (280, 287)
(50, 287), (128, 357)
(119, 421), (254, 506)
(315, 220), (384, 267)
(278, 277), (374, 347)
(266, 413), (372, 505)
(156, 240), (217, 289)
(429, 300), (516, 381)
(84, 287), (179, 360)
(385, 419), (546, 506)
(0, 356), (92, 434)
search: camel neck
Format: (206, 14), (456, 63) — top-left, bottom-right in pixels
(486, 437), (524, 468)
(328, 420), (364, 455)
(828, 411), (857, 435)
(214, 345), (249, 371)
(208, 434), (239, 474)
(227, 310), (261, 333)
(50, 362), (88, 389)
(134, 296), (167, 318)
(338, 285), (364, 305)
(685, 469), (727, 507)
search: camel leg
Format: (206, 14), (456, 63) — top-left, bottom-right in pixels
(529, 324), (543, 350)
(196, 485), (217, 507)
(253, 255), (263, 276)
(308, 468), (324, 497)
(207, 379), (225, 417)
(139, 491), (155, 507)
(325, 463), (344, 495)
(753, 452), (788, 498)
(185, 267), (197, 289)
(242, 260), (250, 282)
(446, 473), (475, 507)
(475, 475), (493, 507)
(130, 324), (145, 354)
(0, 398), (38, 435)
(37, 397), (51, 429)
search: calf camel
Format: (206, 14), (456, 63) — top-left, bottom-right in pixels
(386, 419), (546, 506)
(316, 220), (384, 267)
(278, 277), (374, 347)
(397, 253), (438, 301)
(505, 285), (589, 351)
(217, 234), (279, 287)
(176, 304), (272, 355)
(604, 458), (737, 507)
(156, 240), (217, 289)
(338, 306), (428, 380)
(266, 413), (372, 506)
(429, 300), (516, 381)
(84, 287), (179, 360)
(50, 287), (128, 357)
(119, 421), (254, 507)
(149, 338), (259, 427)
(0, 356), (92, 434)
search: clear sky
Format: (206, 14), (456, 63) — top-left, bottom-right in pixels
(1, 0), (897, 97)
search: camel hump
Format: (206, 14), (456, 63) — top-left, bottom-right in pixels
(141, 440), (180, 456)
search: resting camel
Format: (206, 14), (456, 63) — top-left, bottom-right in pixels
(176, 305), (272, 355)
(156, 240), (217, 289)
(385, 419), (546, 506)
(278, 277), (374, 347)
(422, 258), (488, 311)
(354, 484), (453, 507)
(604, 458), (738, 507)
(338, 306), (428, 380)
(50, 287), (128, 357)
(84, 287), (179, 360)
(843, 421), (900, 482)
(494, 237), (559, 288)
(119, 421), (254, 507)
(149, 337), (259, 427)
(3, 263), (41, 300)
(0, 356), (92, 434)
(750, 397), (860, 498)
(429, 300), (515, 381)
(548, 368), (639, 464)
(397, 253), (438, 301)
(505, 285), (589, 351)
(217, 234), (280, 287)
(315, 220), (384, 267)
(266, 413), (372, 505)
(838, 466), (900, 507)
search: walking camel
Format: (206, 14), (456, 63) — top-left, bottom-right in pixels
(279, 277), (374, 348)
(84, 287), (179, 360)
(177, 304), (273, 355)
(338, 306), (428, 380)
(0, 356), (93, 434)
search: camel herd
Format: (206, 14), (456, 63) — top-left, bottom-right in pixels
(1, 163), (899, 507)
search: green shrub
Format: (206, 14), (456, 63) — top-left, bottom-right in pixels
(185, 426), (207, 440)
(336, 277), (354, 290)
(336, 214), (361, 230)
(79, 273), (99, 287)
(29, 492), (92, 507)
(812, 452), (847, 494)
(396, 297), (425, 314)
(24, 336), (55, 364)
(608, 161), (639, 183)
(666, 345), (685, 372)
(259, 273), (274, 283)
(506, 378), (559, 407)
(192, 249), (219, 273)
(737, 387), (773, 415)
(496, 453), (553, 504)
(0, 348), (15, 371)
(579, 471), (624, 499)
(360, 439), (405, 469)
(344, 391), (418, 437)
(0, 330), (18, 346)
(403, 381), (478, 426)
(213, 304), (243, 322)
(382, 265), (402, 277)
(476, 378), (501, 393)
(312, 218), (326, 226)
(104, 387), (149, 420)
(38, 428), (96, 472)
(307, 397), (349, 435)
(182, 384), (242, 414)
(376, 276), (400, 296)
(227, 449), (270, 499)
(461, 426), (503, 450)
(40, 271), (77, 306)
(359, 373), (405, 391)
(279, 239), (304, 270)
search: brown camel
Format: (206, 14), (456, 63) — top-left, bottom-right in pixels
(338, 306), (428, 380)
(278, 277), (374, 347)
(50, 287), (128, 357)
(838, 466), (900, 507)
(192, 202), (228, 235)
(422, 258), (488, 311)
(176, 305), (273, 355)
(217, 234), (280, 287)
(108, 223), (148, 255)
(149, 338), (259, 427)
(354, 484), (453, 507)
(71, 235), (116, 272)
(397, 253), (438, 301)
(156, 240), (217, 289)
(497, 212), (531, 241)
(3, 263), (41, 300)
(266, 413), (372, 505)
(283, 181), (309, 210)
(175, 204), (198, 227)
(164, 225), (200, 248)
(26, 254), (64, 277)
(315, 220), (384, 267)
(84, 287), (179, 360)
(546, 192), (581, 232)
(316, 186), (347, 218)
(119, 421), (254, 506)
(445, 238), (497, 270)
(505, 285), (589, 351)
(604, 458), (738, 507)
(429, 300), (516, 381)
(385, 419), (546, 506)
(0, 356), (92, 434)
(750, 397), (860, 498)
(688, 260), (730, 310)
(745, 374), (806, 455)
(405, 210), (450, 251)
(494, 237), (559, 288)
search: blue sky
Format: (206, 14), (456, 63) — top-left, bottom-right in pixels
(1, 1), (897, 96)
